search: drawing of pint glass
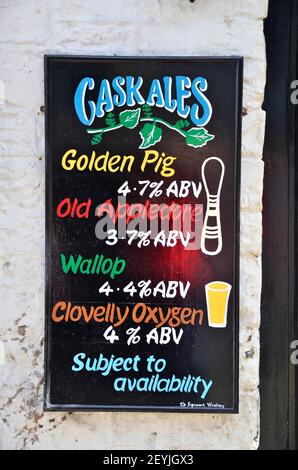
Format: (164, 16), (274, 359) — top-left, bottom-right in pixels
(205, 282), (232, 328)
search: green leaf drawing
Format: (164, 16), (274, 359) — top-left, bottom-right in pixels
(142, 103), (153, 118)
(185, 127), (215, 148)
(175, 119), (190, 129)
(119, 108), (141, 129)
(87, 108), (215, 150)
(139, 123), (163, 149)
(105, 112), (116, 127)
(91, 132), (103, 145)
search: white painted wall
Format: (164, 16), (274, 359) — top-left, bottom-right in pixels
(0, 0), (267, 449)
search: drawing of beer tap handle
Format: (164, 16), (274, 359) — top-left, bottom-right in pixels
(201, 157), (225, 256)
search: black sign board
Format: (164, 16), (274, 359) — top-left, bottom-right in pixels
(45, 56), (242, 412)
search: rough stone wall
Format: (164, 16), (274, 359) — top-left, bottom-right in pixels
(0, 0), (267, 450)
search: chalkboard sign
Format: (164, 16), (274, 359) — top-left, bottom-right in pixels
(44, 56), (242, 412)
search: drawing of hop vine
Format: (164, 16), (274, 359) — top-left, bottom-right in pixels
(88, 104), (214, 149)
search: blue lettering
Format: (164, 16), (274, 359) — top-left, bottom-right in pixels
(74, 77), (96, 126)
(176, 76), (191, 118)
(163, 76), (177, 112)
(114, 377), (126, 392)
(71, 352), (86, 372)
(96, 79), (114, 117)
(74, 75), (213, 128)
(200, 379), (213, 399)
(191, 76), (212, 126)
(126, 76), (145, 106)
(147, 79), (165, 107)
(112, 76), (126, 107)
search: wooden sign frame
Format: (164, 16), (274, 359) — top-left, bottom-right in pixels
(44, 56), (242, 412)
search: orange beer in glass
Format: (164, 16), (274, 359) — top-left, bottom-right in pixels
(205, 281), (232, 328)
